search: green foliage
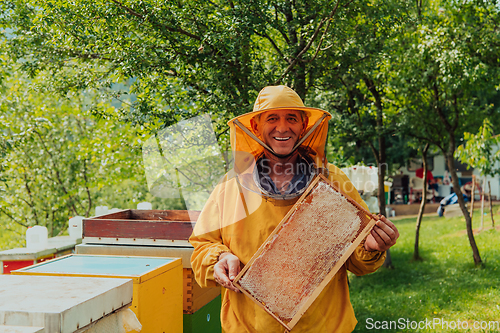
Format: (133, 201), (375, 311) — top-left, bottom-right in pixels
(1, 0), (370, 128)
(392, 4), (499, 153)
(389, 1), (500, 266)
(310, 0), (414, 172)
(2, 0), (498, 159)
(351, 207), (500, 332)
(455, 119), (500, 177)
(0, 222), (24, 250)
(0, 69), (146, 238)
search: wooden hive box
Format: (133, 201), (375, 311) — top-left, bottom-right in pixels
(81, 210), (221, 321)
(82, 209), (200, 247)
(233, 175), (378, 331)
(183, 268), (222, 315)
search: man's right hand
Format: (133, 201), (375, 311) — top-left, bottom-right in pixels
(213, 252), (241, 293)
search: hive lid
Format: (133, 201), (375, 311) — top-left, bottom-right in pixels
(0, 275), (132, 333)
(233, 174), (378, 330)
(12, 254), (181, 283)
(0, 236), (80, 261)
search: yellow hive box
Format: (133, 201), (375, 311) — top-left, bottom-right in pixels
(13, 254), (183, 333)
(76, 243), (221, 315)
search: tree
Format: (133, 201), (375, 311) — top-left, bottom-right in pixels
(0, 69), (146, 240)
(3, 0), (498, 268)
(324, 74), (404, 268)
(456, 119), (500, 228)
(392, 1), (500, 266)
(412, 143), (431, 261)
(310, 0), (412, 268)
(0, 0), (368, 129)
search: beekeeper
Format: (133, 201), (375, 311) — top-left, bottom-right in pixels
(190, 85), (399, 332)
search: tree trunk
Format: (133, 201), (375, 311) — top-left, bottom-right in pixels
(489, 181), (495, 228)
(363, 77), (392, 268)
(378, 156), (387, 220)
(376, 100), (391, 268)
(293, 61), (307, 100)
(480, 176), (486, 230)
(413, 143), (429, 261)
(470, 175), (475, 221)
(445, 150), (482, 266)
(363, 78), (387, 221)
(384, 249), (393, 269)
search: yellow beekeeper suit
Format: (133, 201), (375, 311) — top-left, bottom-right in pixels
(190, 86), (386, 332)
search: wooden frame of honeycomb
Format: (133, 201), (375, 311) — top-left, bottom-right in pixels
(233, 174), (379, 331)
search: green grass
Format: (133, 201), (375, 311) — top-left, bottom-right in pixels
(350, 206), (500, 333)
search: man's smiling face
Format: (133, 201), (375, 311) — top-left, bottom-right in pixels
(251, 110), (307, 156)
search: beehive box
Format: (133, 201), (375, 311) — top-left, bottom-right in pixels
(82, 209), (200, 247)
(0, 274), (132, 333)
(233, 175), (378, 330)
(0, 236), (80, 274)
(13, 254), (183, 333)
(75, 244), (221, 315)
(182, 268), (221, 315)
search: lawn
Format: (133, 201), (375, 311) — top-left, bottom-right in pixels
(350, 205), (500, 333)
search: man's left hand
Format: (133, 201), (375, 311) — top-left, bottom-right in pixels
(364, 214), (399, 252)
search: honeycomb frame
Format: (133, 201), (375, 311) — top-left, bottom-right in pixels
(233, 174), (379, 330)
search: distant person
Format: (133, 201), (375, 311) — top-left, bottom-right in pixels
(437, 193), (465, 216)
(415, 164), (438, 192)
(437, 183), (473, 217)
(461, 181), (475, 201)
(443, 170), (451, 185)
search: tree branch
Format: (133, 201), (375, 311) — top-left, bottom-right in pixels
(63, 48), (112, 61)
(408, 132), (445, 152)
(304, 0), (356, 64)
(0, 208), (29, 228)
(432, 76), (452, 132)
(21, 168), (40, 225)
(254, 30), (290, 63)
(32, 130), (81, 216)
(215, 127), (230, 141)
(368, 141), (380, 165)
(111, 0), (202, 41)
(82, 159), (92, 218)
(273, 6), (290, 44)
(303, 15), (333, 64)
(275, 0), (341, 84)
(2, 224), (24, 236)
(452, 93), (459, 131)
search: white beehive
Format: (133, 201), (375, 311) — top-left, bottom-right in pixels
(0, 275), (132, 333)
